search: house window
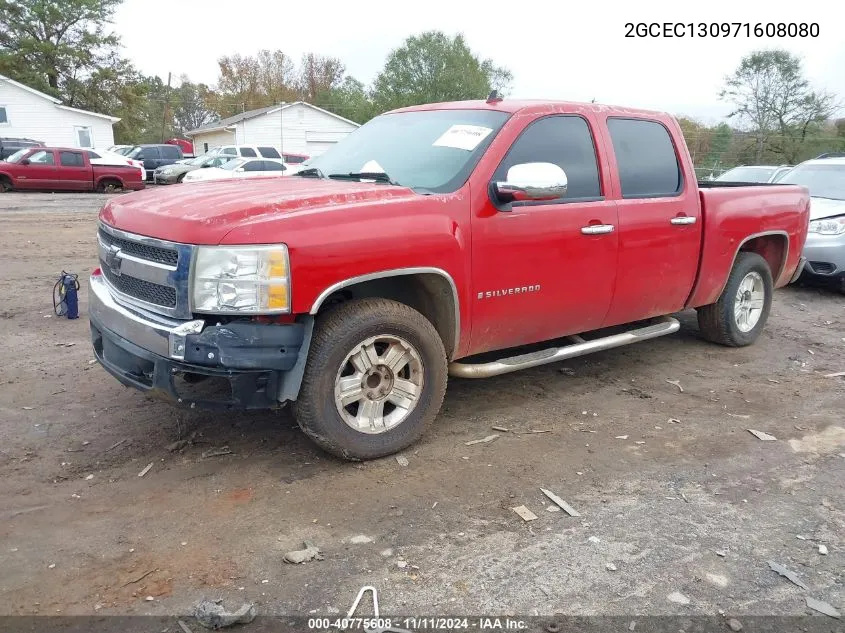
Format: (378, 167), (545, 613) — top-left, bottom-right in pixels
(75, 126), (93, 148)
(203, 143), (208, 153)
(0, 106), (8, 125)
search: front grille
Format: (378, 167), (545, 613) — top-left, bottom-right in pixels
(98, 228), (178, 266)
(808, 261), (836, 274)
(101, 266), (177, 308)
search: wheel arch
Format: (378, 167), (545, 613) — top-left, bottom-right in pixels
(309, 268), (461, 359)
(95, 175), (125, 191)
(711, 231), (789, 301)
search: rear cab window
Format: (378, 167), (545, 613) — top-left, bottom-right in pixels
(606, 118), (683, 198)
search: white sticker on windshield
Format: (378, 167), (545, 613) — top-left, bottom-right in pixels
(432, 125), (493, 151)
(359, 159), (386, 173)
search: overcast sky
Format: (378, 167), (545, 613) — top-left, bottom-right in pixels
(113, 0), (843, 123)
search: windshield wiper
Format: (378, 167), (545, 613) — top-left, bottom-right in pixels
(293, 166), (326, 178)
(328, 172), (402, 186)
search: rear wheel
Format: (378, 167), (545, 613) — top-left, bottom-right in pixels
(294, 298), (448, 460)
(96, 179), (122, 193)
(697, 252), (773, 346)
(0, 176), (11, 193)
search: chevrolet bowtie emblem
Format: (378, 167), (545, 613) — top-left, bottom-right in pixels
(105, 244), (123, 277)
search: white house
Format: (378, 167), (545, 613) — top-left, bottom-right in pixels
(186, 102), (359, 157)
(0, 74), (120, 148)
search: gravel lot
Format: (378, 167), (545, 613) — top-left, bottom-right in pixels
(0, 191), (843, 625)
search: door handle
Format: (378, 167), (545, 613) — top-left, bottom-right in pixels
(581, 224), (615, 235)
(670, 216), (697, 225)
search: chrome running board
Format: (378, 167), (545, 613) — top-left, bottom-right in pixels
(448, 316), (681, 379)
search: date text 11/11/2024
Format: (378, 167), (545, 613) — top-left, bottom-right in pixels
(307, 617), (528, 630)
(624, 22), (819, 38)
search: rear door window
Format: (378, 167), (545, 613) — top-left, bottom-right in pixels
(258, 146), (281, 158)
(262, 161), (285, 171)
(60, 151), (85, 167)
(242, 160), (265, 172)
(607, 118), (683, 198)
(239, 147), (257, 157)
(161, 145), (181, 159)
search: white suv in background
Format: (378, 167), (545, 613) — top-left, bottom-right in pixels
(206, 145), (283, 160)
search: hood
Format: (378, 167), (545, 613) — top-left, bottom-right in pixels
(809, 196), (845, 221)
(157, 163), (195, 175)
(99, 176), (420, 244)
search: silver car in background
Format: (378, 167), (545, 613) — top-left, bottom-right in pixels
(779, 157), (845, 292)
(714, 165), (793, 183)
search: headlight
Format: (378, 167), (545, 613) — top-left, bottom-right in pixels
(808, 216), (845, 235)
(192, 246), (290, 314)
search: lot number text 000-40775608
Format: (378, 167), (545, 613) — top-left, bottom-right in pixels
(624, 22), (819, 38)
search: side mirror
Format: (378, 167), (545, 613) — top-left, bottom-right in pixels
(493, 162), (568, 205)
(20, 158), (31, 166)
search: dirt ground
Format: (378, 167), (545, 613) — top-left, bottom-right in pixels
(0, 192), (843, 625)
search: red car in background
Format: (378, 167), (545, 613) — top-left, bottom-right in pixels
(0, 147), (145, 193)
(165, 138), (195, 158)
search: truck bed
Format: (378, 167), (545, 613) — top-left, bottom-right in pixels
(685, 183), (810, 308)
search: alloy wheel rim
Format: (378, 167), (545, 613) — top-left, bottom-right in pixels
(734, 271), (765, 333)
(334, 334), (425, 434)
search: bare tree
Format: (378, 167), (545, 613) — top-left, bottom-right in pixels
(720, 50), (838, 162)
(298, 53), (345, 103)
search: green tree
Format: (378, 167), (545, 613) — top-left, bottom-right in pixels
(0, 0), (123, 100)
(173, 76), (218, 134)
(315, 76), (376, 124)
(720, 49), (837, 162)
(371, 31), (512, 112)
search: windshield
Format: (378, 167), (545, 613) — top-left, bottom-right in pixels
(221, 158), (246, 171)
(716, 166), (776, 182)
(778, 163), (845, 200)
(305, 109), (511, 192)
(5, 149), (29, 163)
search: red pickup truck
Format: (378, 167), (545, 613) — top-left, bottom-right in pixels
(89, 98), (810, 459)
(0, 147), (145, 193)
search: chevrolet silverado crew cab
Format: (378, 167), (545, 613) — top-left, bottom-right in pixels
(89, 98), (810, 460)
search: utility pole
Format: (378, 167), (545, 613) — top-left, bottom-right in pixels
(279, 102), (285, 154)
(160, 72), (172, 143)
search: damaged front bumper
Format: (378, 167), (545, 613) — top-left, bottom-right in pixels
(88, 272), (311, 409)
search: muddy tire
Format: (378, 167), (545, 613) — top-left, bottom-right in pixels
(294, 298), (448, 460)
(697, 252), (773, 347)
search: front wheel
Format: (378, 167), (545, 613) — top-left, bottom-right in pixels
(294, 298), (448, 460)
(697, 252), (773, 346)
